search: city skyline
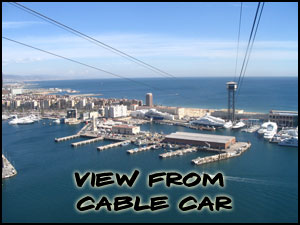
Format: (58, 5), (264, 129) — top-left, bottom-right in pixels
(2, 2), (298, 78)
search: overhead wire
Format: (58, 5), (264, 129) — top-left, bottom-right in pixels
(233, 2), (243, 82)
(236, 2), (265, 103)
(7, 2), (203, 106)
(236, 2), (261, 90)
(2, 36), (160, 91)
(8, 2), (176, 79)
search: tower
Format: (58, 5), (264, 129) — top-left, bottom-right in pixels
(226, 82), (237, 122)
(146, 93), (153, 107)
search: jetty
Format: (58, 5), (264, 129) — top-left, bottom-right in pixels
(97, 140), (131, 151)
(127, 145), (157, 154)
(2, 154), (17, 179)
(159, 147), (197, 158)
(55, 134), (80, 142)
(192, 142), (251, 165)
(71, 136), (104, 147)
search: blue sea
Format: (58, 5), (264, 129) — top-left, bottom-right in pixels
(31, 77), (297, 113)
(2, 77), (298, 223)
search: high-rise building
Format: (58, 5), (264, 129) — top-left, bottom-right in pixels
(146, 93), (153, 107)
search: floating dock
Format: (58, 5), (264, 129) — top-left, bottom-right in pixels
(55, 134), (80, 142)
(192, 142), (251, 165)
(159, 147), (197, 158)
(97, 140), (131, 151)
(127, 145), (157, 154)
(71, 136), (104, 147)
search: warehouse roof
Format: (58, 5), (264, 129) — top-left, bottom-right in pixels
(165, 132), (235, 144)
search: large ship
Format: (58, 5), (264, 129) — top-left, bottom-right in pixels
(190, 114), (225, 127)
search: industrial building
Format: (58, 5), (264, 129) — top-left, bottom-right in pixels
(112, 125), (140, 135)
(163, 132), (236, 149)
(269, 110), (298, 128)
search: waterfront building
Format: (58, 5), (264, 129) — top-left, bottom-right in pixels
(86, 102), (94, 110)
(79, 99), (86, 109)
(163, 132), (236, 149)
(98, 107), (105, 117)
(146, 93), (153, 107)
(269, 110), (298, 128)
(105, 105), (127, 118)
(66, 108), (77, 119)
(112, 124), (140, 135)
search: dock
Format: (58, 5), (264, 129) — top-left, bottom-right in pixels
(55, 134), (80, 142)
(159, 147), (197, 158)
(192, 142), (251, 165)
(97, 140), (131, 151)
(71, 136), (104, 147)
(127, 145), (157, 154)
(2, 154), (17, 179)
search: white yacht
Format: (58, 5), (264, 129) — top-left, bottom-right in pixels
(9, 116), (35, 125)
(278, 137), (298, 147)
(54, 119), (61, 124)
(223, 121), (233, 129)
(257, 121), (272, 136)
(232, 121), (246, 129)
(263, 122), (278, 140)
(190, 114), (225, 127)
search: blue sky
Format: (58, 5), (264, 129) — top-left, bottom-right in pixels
(2, 2), (298, 78)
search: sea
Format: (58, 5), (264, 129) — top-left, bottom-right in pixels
(2, 77), (298, 223)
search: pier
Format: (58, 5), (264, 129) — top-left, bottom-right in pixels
(71, 136), (104, 147)
(192, 142), (251, 165)
(159, 147), (197, 158)
(2, 154), (17, 179)
(55, 134), (80, 142)
(97, 140), (131, 151)
(127, 145), (157, 154)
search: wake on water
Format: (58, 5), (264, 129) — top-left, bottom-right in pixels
(224, 175), (293, 188)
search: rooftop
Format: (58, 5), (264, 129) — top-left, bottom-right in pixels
(112, 124), (138, 129)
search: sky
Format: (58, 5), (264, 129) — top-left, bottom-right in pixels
(2, 2), (298, 79)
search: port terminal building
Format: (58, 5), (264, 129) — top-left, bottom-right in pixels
(112, 125), (140, 135)
(163, 132), (236, 149)
(269, 110), (298, 128)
